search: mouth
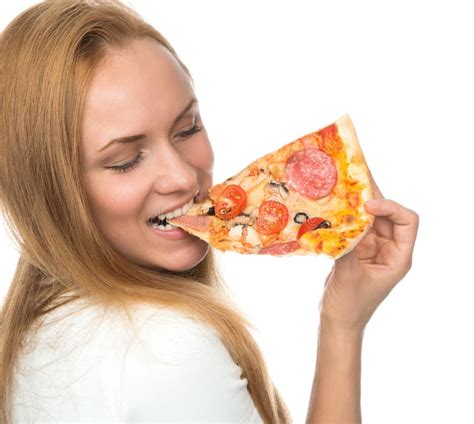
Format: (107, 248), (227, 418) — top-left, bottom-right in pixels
(148, 217), (177, 231)
(147, 196), (195, 231)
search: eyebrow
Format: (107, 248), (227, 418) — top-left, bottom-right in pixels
(97, 97), (198, 153)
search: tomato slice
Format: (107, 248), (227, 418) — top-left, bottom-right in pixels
(257, 200), (289, 235)
(215, 184), (247, 220)
(297, 217), (331, 239)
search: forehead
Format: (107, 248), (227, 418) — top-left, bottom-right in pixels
(81, 37), (194, 150)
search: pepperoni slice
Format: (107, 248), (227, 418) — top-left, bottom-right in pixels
(169, 215), (210, 232)
(258, 240), (300, 256)
(284, 148), (337, 200)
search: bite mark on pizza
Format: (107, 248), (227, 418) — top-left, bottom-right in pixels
(170, 114), (374, 259)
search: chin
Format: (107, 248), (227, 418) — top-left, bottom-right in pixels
(151, 239), (209, 273)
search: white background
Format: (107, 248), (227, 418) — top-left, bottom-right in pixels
(1, 1), (473, 423)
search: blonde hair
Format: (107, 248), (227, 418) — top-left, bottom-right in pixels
(0, 1), (291, 422)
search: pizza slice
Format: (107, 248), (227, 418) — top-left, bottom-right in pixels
(169, 114), (374, 258)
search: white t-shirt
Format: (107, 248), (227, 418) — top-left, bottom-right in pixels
(11, 298), (263, 423)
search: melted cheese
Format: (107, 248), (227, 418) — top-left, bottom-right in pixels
(245, 227), (261, 247)
(228, 225), (243, 241)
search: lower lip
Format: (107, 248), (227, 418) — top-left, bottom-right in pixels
(148, 224), (189, 240)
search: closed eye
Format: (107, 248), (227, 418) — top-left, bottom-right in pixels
(106, 121), (204, 174)
(177, 122), (203, 139)
(106, 152), (145, 174)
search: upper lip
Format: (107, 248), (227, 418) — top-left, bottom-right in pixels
(147, 191), (198, 222)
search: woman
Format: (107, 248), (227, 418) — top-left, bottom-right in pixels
(0, 1), (419, 423)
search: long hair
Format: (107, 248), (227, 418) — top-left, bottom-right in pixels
(0, 1), (291, 422)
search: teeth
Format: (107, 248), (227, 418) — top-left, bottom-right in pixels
(158, 198), (193, 220)
(149, 198), (194, 225)
(150, 222), (179, 231)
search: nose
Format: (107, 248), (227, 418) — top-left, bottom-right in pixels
(151, 145), (198, 195)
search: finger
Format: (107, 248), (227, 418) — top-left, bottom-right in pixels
(364, 199), (419, 248)
(368, 169), (385, 200)
(323, 266), (335, 288)
(368, 210), (395, 240)
(355, 231), (379, 261)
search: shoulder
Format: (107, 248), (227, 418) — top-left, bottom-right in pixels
(116, 305), (261, 421)
(17, 297), (228, 375)
(13, 298), (263, 422)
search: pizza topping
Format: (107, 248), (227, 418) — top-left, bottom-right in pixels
(276, 182), (290, 199)
(346, 191), (360, 208)
(170, 215), (210, 232)
(319, 124), (343, 155)
(265, 181), (290, 200)
(207, 206), (215, 216)
(294, 212), (309, 224)
(284, 148), (337, 200)
(209, 184), (226, 202)
(228, 224), (244, 241)
(228, 224), (262, 247)
(258, 240), (300, 256)
(297, 217), (331, 239)
(257, 200), (289, 235)
(232, 213), (256, 227)
(269, 180), (289, 192)
(343, 214), (356, 224)
(245, 227), (261, 246)
(215, 184), (247, 220)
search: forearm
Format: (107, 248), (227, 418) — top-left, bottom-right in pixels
(306, 321), (364, 424)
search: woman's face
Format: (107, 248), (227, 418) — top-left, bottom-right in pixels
(80, 37), (213, 272)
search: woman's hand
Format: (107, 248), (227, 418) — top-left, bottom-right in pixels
(320, 173), (419, 333)
(308, 173), (418, 424)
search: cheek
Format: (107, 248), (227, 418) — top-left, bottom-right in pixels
(86, 175), (147, 225)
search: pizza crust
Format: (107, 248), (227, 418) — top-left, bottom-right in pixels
(334, 222), (373, 259)
(333, 115), (375, 259)
(337, 115), (374, 198)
